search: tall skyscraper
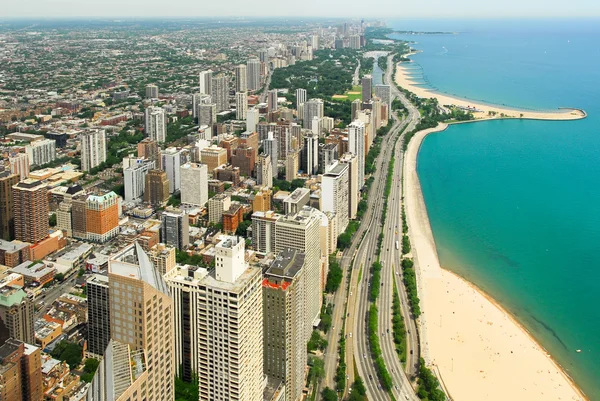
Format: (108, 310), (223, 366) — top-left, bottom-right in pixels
(145, 106), (167, 143)
(85, 192), (120, 243)
(160, 210), (189, 250)
(301, 133), (319, 176)
(268, 89), (278, 112)
(123, 156), (155, 202)
(263, 132), (278, 178)
(295, 88), (307, 111)
(12, 179), (48, 244)
(193, 93), (212, 119)
(199, 103), (217, 127)
(275, 207), (322, 336)
(340, 153), (359, 220)
(310, 34), (319, 50)
(318, 142), (338, 174)
(0, 285), (34, 344)
(0, 171), (19, 241)
(80, 129), (107, 172)
(144, 169), (170, 205)
(196, 236), (264, 401)
(351, 98), (362, 121)
(0, 339), (42, 401)
(234, 64), (248, 93)
(246, 108), (259, 133)
(25, 139), (56, 167)
(9, 153), (29, 181)
(374, 84), (392, 106)
(137, 138), (161, 169)
(247, 58), (261, 91)
(286, 149), (299, 181)
(348, 120), (366, 188)
(350, 35), (361, 49)
(161, 147), (188, 193)
(86, 274), (110, 358)
(211, 75), (229, 112)
(199, 70), (213, 95)
(145, 84), (159, 99)
(263, 248), (307, 401)
(361, 75), (373, 102)
(208, 193), (231, 225)
(180, 163), (208, 207)
(257, 154), (273, 188)
(235, 92), (248, 120)
(303, 98), (324, 128)
(251, 210), (280, 254)
(321, 162), (350, 232)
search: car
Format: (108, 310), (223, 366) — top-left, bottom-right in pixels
(350, 291), (352, 296)
(387, 328), (390, 333)
(381, 282), (384, 287)
(410, 350), (413, 355)
(395, 385), (399, 390)
(369, 374), (373, 380)
(349, 332), (352, 338)
(363, 353), (366, 358)
(347, 313), (350, 317)
(332, 326), (335, 331)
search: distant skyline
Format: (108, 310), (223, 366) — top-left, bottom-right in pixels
(3, 0), (600, 19)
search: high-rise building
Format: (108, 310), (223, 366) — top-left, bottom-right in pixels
(275, 207), (322, 336)
(256, 154), (273, 188)
(196, 236), (263, 401)
(319, 142), (338, 174)
(246, 108), (259, 133)
(193, 93), (212, 119)
(0, 172), (19, 241)
(161, 147), (188, 193)
(268, 90), (278, 112)
(199, 70), (213, 95)
(123, 156), (155, 202)
(301, 133), (319, 176)
(0, 339), (42, 401)
(252, 188), (271, 212)
(80, 129), (107, 172)
(263, 249), (306, 401)
(251, 210), (280, 254)
(258, 49), (268, 63)
(86, 191), (120, 243)
(199, 146), (227, 173)
(348, 120), (366, 189)
(286, 149), (299, 181)
(25, 139), (56, 167)
(144, 169), (170, 205)
(361, 75), (373, 102)
(12, 179), (48, 245)
(351, 98), (362, 121)
(374, 84), (392, 106)
(180, 163), (208, 207)
(235, 92), (248, 120)
(86, 274), (110, 358)
(340, 153), (359, 220)
(350, 35), (361, 49)
(211, 75), (229, 112)
(283, 188), (310, 216)
(145, 106), (167, 143)
(247, 58), (262, 91)
(208, 193), (231, 225)
(234, 64), (248, 92)
(160, 210), (189, 250)
(102, 243), (174, 401)
(303, 99), (324, 128)
(231, 144), (256, 178)
(264, 132), (278, 178)
(147, 243), (176, 276)
(310, 34), (319, 49)
(0, 285), (34, 344)
(199, 103), (217, 127)
(137, 138), (161, 169)
(321, 162), (350, 232)
(145, 84), (159, 99)
(9, 153), (29, 181)
(295, 88), (307, 111)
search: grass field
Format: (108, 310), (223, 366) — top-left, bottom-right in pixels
(333, 85), (362, 101)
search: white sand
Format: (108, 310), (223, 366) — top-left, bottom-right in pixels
(396, 63), (585, 121)
(403, 124), (587, 401)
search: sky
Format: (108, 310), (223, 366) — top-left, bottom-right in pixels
(3, 0), (600, 19)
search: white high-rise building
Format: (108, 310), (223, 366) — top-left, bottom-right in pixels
(145, 84), (159, 99)
(350, 35), (361, 49)
(301, 133), (319, 175)
(199, 70), (213, 95)
(247, 58), (261, 91)
(25, 138), (56, 167)
(211, 75), (229, 112)
(9, 153), (29, 181)
(246, 108), (259, 133)
(348, 120), (366, 189)
(263, 132), (278, 178)
(268, 89), (278, 112)
(295, 88), (307, 111)
(193, 93), (212, 119)
(80, 130), (106, 172)
(180, 162), (208, 206)
(161, 147), (188, 193)
(321, 162), (350, 232)
(311, 116), (323, 136)
(199, 103), (217, 127)
(251, 210), (281, 254)
(303, 98), (324, 127)
(257, 154), (273, 188)
(340, 153), (359, 220)
(123, 156), (155, 202)
(235, 92), (248, 120)
(234, 64), (248, 93)
(145, 106), (167, 143)
(310, 35), (319, 50)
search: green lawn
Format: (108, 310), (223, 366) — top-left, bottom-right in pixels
(333, 85), (362, 102)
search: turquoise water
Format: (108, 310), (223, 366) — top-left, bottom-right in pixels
(389, 19), (600, 400)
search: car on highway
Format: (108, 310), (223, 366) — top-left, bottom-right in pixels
(369, 374), (373, 380)
(349, 332), (352, 338)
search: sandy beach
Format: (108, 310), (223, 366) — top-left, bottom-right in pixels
(395, 63), (586, 121)
(403, 124), (587, 401)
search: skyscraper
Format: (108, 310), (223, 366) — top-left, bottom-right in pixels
(303, 98), (324, 128)
(295, 88), (307, 111)
(144, 169), (170, 205)
(374, 84), (392, 106)
(348, 120), (366, 188)
(145, 106), (167, 143)
(211, 74), (229, 112)
(161, 147), (188, 193)
(361, 75), (373, 102)
(86, 274), (110, 358)
(268, 89), (278, 112)
(257, 154), (273, 188)
(235, 92), (248, 120)
(199, 103), (217, 127)
(137, 138), (161, 169)
(193, 93), (212, 119)
(85, 192), (120, 243)
(0, 339), (42, 401)
(321, 162), (350, 232)
(246, 108), (259, 132)
(145, 84), (159, 99)
(0, 171), (19, 241)
(12, 179), (48, 244)
(199, 70), (213, 95)
(234, 64), (248, 93)
(160, 210), (189, 250)
(263, 132), (278, 178)
(301, 133), (319, 176)
(25, 139), (56, 167)
(80, 129), (107, 172)
(286, 149), (299, 181)
(9, 153), (29, 181)
(263, 248), (307, 401)
(351, 98), (362, 121)
(208, 193), (231, 225)
(251, 211), (280, 254)
(180, 163), (208, 207)
(0, 285), (34, 344)
(247, 58), (261, 91)
(123, 156), (155, 202)
(340, 153), (359, 220)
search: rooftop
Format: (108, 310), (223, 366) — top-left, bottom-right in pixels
(109, 243), (169, 295)
(0, 239), (30, 252)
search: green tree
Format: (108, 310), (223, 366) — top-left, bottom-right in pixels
(321, 387), (338, 401)
(51, 341), (83, 369)
(49, 213), (57, 227)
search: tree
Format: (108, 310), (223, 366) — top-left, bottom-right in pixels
(51, 341), (83, 370)
(54, 273), (65, 282)
(235, 220), (251, 238)
(49, 213), (57, 227)
(81, 358), (100, 382)
(321, 387), (338, 401)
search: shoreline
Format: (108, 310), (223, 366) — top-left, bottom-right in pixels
(395, 62), (586, 121)
(402, 123), (588, 401)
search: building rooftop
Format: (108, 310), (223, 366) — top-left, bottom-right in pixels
(324, 162), (348, 176)
(265, 248), (305, 283)
(14, 179), (45, 190)
(109, 243), (169, 295)
(0, 239), (30, 252)
(10, 261), (54, 280)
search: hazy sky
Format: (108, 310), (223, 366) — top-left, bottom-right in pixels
(4, 0), (600, 18)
